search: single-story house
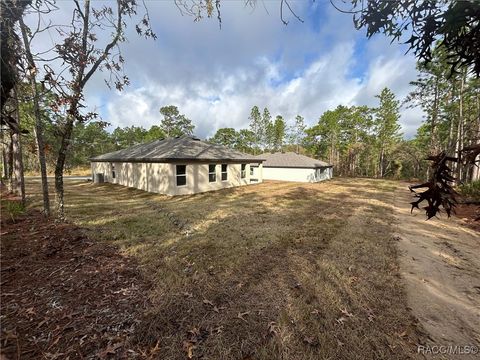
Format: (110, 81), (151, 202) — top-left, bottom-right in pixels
(250, 152), (332, 183)
(90, 135), (264, 195)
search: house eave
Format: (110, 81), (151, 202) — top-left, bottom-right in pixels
(90, 157), (265, 164)
(251, 165), (333, 169)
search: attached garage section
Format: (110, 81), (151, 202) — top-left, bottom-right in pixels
(251, 152), (332, 183)
(262, 166), (332, 183)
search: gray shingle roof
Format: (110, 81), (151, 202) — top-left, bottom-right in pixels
(251, 152), (332, 168)
(90, 136), (263, 163)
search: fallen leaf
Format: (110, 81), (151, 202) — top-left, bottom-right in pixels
(340, 308), (354, 317)
(36, 319), (48, 329)
(336, 316), (347, 325)
(150, 340), (161, 355)
(303, 336), (314, 344)
(211, 325), (224, 334)
(237, 311), (250, 323)
(267, 321), (278, 336)
(188, 327), (201, 337)
(26, 307), (36, 315)
(203, 299), (214, 307)
(98, 342), (122, 359)
(349, 275), (359, 283)
(183, 341), (196, 359)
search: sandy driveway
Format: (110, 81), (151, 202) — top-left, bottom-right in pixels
(394, 184), (480, 358)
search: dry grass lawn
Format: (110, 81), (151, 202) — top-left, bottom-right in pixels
(24, 178), (423, 359)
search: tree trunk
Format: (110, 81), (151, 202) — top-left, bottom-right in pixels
(7, 135), (14, 192)
(19, 17), (50, 216)
(2, 142), (9, 179)
(11, 88), (25, 205)
(447, 85), (456, 153)
(471, 92), (480, 181)
(431, 76), (439, 153)
(11, 128), (25, 203)
(33, 121), (50, 216)
(0, 0), (33, 114)
(54, 114), (76, 219)
(379, 146), (385, 178)
(455, 74), (465, 184)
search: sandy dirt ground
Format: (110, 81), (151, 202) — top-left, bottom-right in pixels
(393, 184), (480, 359)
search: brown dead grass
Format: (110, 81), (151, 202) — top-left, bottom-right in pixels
(24, 165), (91, 177)
(15, 178), (424, 359)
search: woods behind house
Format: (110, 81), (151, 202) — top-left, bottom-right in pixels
(7, 62), (480, 184)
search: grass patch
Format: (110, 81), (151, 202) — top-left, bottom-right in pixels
(1, 195), (26, 223)
(24, 165), (91, 177)
(458, 180), (480, 201)
(24, 178), (422, 359)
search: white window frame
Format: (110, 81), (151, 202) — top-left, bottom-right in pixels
(176, 164), (187, 187)
(241, 164), (246, 179)
(111, 162), (116, 179)
(221, 164), (228, 181)
(208, 164), (216, 182)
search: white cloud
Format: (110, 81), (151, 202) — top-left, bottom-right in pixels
(28, 1), (424, 138)
(104, 35), (423, 138)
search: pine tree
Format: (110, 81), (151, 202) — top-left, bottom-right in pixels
(159, 105), (195, 137)
(287, 115), (307, 154)
(272, 115), (286, 151)
(248, 106), (262, 154)
(374, 88), (402, 177)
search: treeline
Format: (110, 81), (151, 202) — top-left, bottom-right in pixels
(210, 88), (405, 179)
(7, 101), (195, 173)
(209, 49), (480, 183)
(405, 47), (480, 184)
(208, 110), (306, 155)
(3, 50), (479, 214)
(13, 59), (479, 185)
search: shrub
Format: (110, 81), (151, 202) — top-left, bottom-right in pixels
(458, 180), (480, 201)
(3, 200), (26, 223)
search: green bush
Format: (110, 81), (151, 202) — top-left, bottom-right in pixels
(3, 200), (26, 223)
(458, 180), (480, 201)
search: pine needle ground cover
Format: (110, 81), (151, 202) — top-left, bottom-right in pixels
(4, 178), (424, 359)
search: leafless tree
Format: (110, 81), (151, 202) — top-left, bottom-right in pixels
(18, 1), (59, 216)
(36, 0), (156, 219)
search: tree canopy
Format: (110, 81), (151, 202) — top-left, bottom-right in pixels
(338, 0), (480, 75)
(159, 105), (195, 137)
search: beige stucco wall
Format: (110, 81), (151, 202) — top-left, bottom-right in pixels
(91, 161), (262, 195)
(91, 162), (112, 182)
(251, 166), (332, 183)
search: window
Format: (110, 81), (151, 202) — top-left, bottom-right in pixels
(221, 164), (228, 181)
(241, 164), (246, 179)
(111, 163), (116, 179)
(250, 166), (254, 176)
(208, 164), (216, 182)
(176, 165), (187, 186)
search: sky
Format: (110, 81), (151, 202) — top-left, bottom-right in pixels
(31, 0), (425, 139)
